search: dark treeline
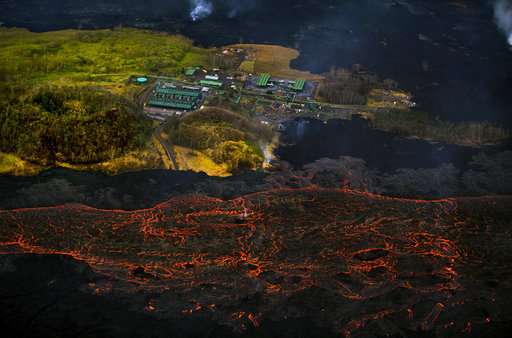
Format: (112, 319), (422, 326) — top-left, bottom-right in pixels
(0, 85), (151, 165)
(318, 66), (380, 105)
(371, 109), (510, 146)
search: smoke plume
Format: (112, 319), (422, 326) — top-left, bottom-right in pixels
(189, 0), (255, 21)
(190, 0), (213, 21)
(494, 0), (512, 46)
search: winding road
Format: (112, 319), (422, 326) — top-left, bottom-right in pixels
(135, 80), (179, 171)
(155, 122), (179, 170)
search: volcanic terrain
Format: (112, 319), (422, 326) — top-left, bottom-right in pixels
(1, 188), (511, 337)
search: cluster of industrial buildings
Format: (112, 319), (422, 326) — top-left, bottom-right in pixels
(140, 67), (314, 120)
(255, 73), (306, 92)
(144, 82), (203, 120)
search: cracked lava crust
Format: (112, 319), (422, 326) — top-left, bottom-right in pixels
(1, 188), (512, 337)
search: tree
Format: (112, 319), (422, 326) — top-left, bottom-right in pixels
(212, 141), (263, 172)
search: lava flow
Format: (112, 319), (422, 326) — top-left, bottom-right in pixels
(1, 188), (511, 337)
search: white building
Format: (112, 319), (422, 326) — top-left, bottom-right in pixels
(205, 74), (220, 81)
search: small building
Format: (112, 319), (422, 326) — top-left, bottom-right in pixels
(136, 77), (148, 85)
(292, 79), (306, 92)
(256, 73), (271, 87)
(200, 80), (223, 88)
(184, 67), (198, 76)
(205, 74), (219, 81)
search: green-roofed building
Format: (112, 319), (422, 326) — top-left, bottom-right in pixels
(148, 100), (194, 110)
(184, 67), (198, 76)
(257, 73), (271, 87)
(148, 84), (201, 111)
(200, 80), (223, 88)
(292, 79), (306, 92)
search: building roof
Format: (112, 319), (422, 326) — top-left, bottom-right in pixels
(149, 84), (201, 110)
(148, 99), (194, 110)
(292, 79), (306, 91)
(184, 67), (198, 76)
(257, 73), (271, 87)
(155, 87), (201, 97)
(200, 80), (223, 87)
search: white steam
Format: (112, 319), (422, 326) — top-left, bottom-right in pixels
(189, 0), (254, 21)
(190, 0), (213, 21)
(494, 0), (512, 46)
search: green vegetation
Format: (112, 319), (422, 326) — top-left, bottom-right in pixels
(211, 141), (264, 172)
(0, 86), (151, 165)
(0, 152), (44, 175)
(317, 67), (376, 105)
(0, 27), (208, 88)
(319, 67), (509, 145)
(370, 110), (510, 146)
(57, 139), (165, 175)
(164, 107), (272, 172)
(0, 27), (210, 172)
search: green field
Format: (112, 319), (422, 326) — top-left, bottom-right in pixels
(0, 27), (208, 90)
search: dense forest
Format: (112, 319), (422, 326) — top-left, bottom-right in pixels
(0, 85), (151, 165)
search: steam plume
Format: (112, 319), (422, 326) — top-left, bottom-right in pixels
(189, 0), (255, 21)
(494, 0), (512, 46)
(190, 0), (213, 21)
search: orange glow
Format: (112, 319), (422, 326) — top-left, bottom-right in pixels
(0, 188), (504, 335)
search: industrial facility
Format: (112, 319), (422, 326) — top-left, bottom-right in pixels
(148, 82), (202, 111)
(200, 79), (223, 88)
(256, 73), (307, 92)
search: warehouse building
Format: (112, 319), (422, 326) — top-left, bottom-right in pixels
(200, 79), (223, 88)
(148, 83), (201, 111)
(255, 73), (307, 93)
(256, 73), (271, 87)
(292, 79), (306, 92)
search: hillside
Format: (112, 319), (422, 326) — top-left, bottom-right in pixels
(0, 27), (208, 91)
(163, 107), (273, 174)
(0, 27), (209, 173)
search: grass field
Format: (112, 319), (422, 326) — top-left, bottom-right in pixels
(0, 27), (209, 93)
(231, 44), (323, 80)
